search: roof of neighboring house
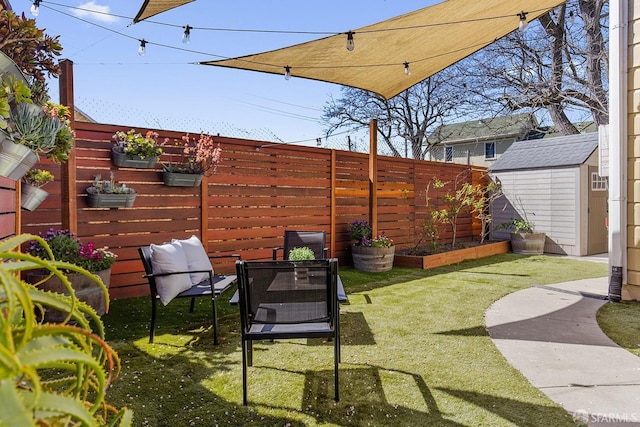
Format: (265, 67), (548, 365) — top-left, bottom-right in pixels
(73, 107), (96, 123)
(427, 113), (537, 145)
(488, 132), (599, 172)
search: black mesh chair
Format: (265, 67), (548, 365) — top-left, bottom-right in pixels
(272, 230), (329, 260)
(138, 246), (240, 345)
(235, 258), (340, 405)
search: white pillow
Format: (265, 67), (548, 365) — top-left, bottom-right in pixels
(150, 242), (192, 305)
(173, 235), (212, 285)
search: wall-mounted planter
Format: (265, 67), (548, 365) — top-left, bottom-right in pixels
(162, 171), (203, 187)
(394, 240), (511, 269)
(0, 137), (39, 181)
(111, 147), (158, 169)
(21, 184), (49, 211)
(86, 188), (137, 208)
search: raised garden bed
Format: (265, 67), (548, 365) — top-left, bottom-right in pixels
(394, 240), (510, 269)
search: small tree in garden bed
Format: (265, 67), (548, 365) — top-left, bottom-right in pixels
(428, 173), (476, 248)
(468, 175), (503, 244)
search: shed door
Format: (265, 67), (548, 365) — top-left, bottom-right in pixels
(588, 166), (608, 254)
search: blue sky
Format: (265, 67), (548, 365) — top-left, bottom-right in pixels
(11, 0), (439, 147)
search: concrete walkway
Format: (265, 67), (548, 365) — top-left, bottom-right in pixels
(485, 262), (640, 426)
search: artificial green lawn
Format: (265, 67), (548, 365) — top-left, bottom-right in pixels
(597, 300), (640, 357)
(103, 254), (608, 426)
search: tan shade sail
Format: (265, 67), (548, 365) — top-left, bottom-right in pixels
(133, 0), (195, 23)
(202, 0), (565, 100)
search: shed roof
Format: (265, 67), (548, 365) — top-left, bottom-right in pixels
(488, 132), (599, 172)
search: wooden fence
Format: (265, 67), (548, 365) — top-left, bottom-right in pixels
(15, 120), (486, 299)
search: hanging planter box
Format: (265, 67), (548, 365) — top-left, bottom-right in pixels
(21, 184), (49, 211)
(111, 147), (158, 169)
(0, 137), (39, 181)
(162, 171), (203, 187)
(86, 187), (137, 208)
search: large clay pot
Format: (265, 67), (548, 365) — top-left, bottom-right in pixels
(351, 245), (395, 272)
(26, 268), (111, 323)
(510, 232), (545, 255)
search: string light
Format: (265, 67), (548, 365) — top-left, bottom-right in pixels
(346, 31), (355, 51)
(182, 25), (192, 44)
(518, 11), (529, 32)
(404, 62), (411, 76)
(138, 39), (147, 56)
(30, 0), (40, 16)
(284, 65), (291, 80)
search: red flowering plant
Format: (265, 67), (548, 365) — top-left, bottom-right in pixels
(162, 132), (222, 176)
(27, 229), (117, 273)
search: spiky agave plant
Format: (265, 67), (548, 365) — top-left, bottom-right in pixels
(0, 234), (133, 426)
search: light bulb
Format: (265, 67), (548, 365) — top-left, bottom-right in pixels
(284, 66), (291, 80)
(518, 11), (528, 32)
(182, 25), (191, 44)
(569, 10), (576, 25)
(346, 31), (355, 51)
(404, 62), (411, 76)
(138, 39), (146, 56)
(30, 0), (40, 16)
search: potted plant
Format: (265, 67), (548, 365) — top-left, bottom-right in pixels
(348, 219), (395, 272)
(162, 132), (222, 186)
(288, 246), (315, 261)
(288, 246), (315, 281)
(0, 76), (74, 179)
(112, 128), (163, 168)
(25, 228), (118, 322)
(85, 171), (137, 208)
(1, 234), (132, 425)
(498, 217), (546, 254)
(20, 168), (54, 211)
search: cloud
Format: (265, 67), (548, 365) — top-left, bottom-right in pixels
(72, 1), (118, 24)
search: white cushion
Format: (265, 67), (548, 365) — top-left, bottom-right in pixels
(150, 242), (192, 305)
(173, 235), (212, 285)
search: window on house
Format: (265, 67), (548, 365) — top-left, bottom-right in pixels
(591, 172), (608, 191)
(485, 142), (496, 159)
(445, 146), (453, 162)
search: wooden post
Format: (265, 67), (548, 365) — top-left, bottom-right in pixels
(330, 149), (337, 257)
(369, 119), (378, 237)
(59, 59), (77, 233)
(201, 175), (209, 251)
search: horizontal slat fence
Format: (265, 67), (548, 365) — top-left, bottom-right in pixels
(19, 121), (485, 299)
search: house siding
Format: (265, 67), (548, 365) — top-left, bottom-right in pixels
(627, 0), (640, 298)
(490, 167), (581, 255)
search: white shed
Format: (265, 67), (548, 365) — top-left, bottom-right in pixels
(489, 133), (607, 256)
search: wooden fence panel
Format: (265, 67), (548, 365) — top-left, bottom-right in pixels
(18, 122), (485, 299)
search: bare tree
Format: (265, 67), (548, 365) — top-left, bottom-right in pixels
(322, 69), (467, 159)
(459, 1), (608, 133)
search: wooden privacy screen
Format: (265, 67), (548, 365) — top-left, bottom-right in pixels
(19, 121), (485, 299)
